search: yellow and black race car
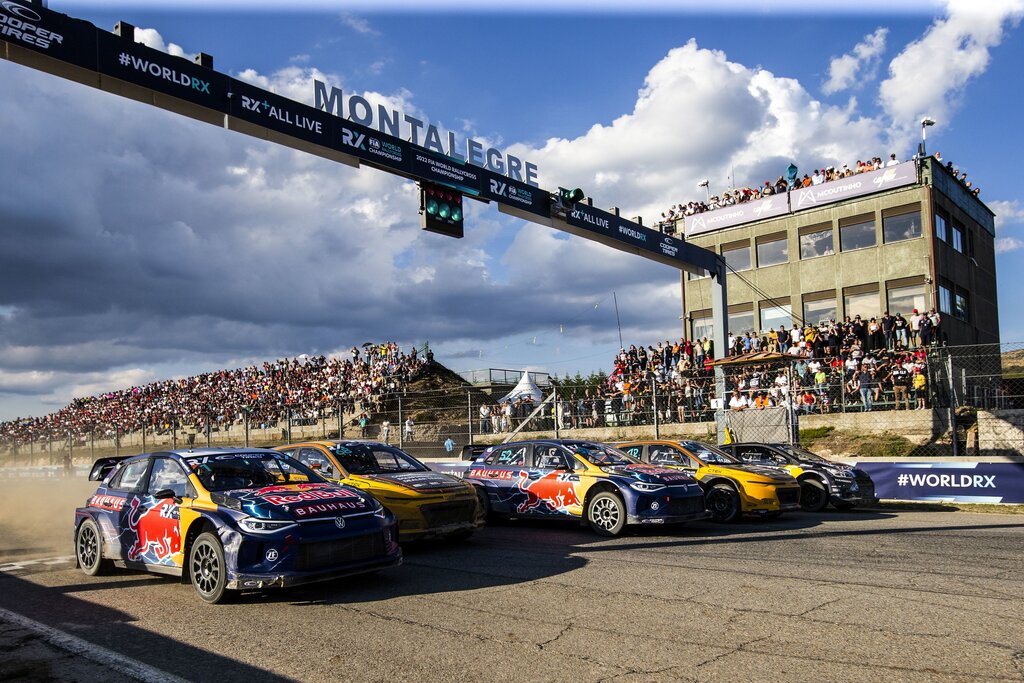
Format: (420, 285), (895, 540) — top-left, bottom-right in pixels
(618, 440), (801, 522)
(277, 441), (483, 542)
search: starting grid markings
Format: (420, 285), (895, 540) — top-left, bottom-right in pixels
(0, 555), (75, 573)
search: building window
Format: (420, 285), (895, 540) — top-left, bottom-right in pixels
(722, 244), (751, 272)
(803, 298), (837, 326)
(760, 304), (792, 332)
(883, 211), (922, 243)
(935, 213), (947, 242)
(728, 310), (755, 335)
(840, 218), (876, 251)
(844, 290), (880, 320)
(954, 289), (969, 321)
(951, 223), (964, 253)
(938, 284), (952, 314)
(800, 229), (834, 259)
(887, 283), (927, 317)
(692, 315), (713, 341)
(756, 237), (788, 267)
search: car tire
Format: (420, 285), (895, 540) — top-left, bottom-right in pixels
(474, 486), (493, 521)
(800, 479), (829, 512)
(189, 532), (232, 604)
(586, 491), (627, 537)
(76, 519), (112, 576)
(706, 483), (741, 523)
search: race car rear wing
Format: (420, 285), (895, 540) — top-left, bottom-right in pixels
(89, 456), (131, 481)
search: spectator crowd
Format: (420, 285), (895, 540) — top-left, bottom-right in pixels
(654, 151), (977, 235)
(0, 342), (430, 448)
(545, 309), (943, 429)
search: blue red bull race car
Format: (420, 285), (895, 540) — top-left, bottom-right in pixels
(74, 448), (401, 603)
(466, 439), (708, 536)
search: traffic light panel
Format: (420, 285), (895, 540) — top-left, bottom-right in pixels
(420, 182), (464, 238)
(551, 186), (585, 217)
(559, 187), (585, 204)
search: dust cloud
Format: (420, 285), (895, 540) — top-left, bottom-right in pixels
(0, 477), (96, 559)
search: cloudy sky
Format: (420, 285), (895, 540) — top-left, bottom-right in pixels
(1, 0), (1023, 420)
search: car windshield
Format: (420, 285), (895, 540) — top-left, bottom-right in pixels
(189, 453), (322, 491)
(565, 442), (638, 467)
(776, 444), (829, 463)
(677, 441), (741, 465)
(327, 443), (427, 474)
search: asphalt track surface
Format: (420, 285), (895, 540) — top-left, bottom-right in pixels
(2, 509), (1023, 683)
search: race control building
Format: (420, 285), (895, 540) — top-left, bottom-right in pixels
(679, 157), (999, 348)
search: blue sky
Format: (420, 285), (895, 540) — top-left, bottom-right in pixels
(1, 0), (1023, 420)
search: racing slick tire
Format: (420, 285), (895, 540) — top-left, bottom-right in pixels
(76, 519), (112, 576)
(189, 532), (233, 604)
(706, 483), (742, 523)
(799, 479), (829, 512)
(586, 491), (627, 537)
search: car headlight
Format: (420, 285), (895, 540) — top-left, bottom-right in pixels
(370, 497), (389, 518)
(630, 481), (667, 493)
(239, 518), (297, 534)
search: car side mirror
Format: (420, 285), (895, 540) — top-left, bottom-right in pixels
(154, 488), (182, 503)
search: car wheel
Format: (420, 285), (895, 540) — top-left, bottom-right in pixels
(474, 486), (492, 521)
(76, 519), (111, 576)
(586, 491), (626, 537)
(189, 532), (232, 604)
(800, 479), (829, 512)
(706, 483), (741, 523)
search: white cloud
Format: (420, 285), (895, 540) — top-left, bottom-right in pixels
(823, 27), (889, 94)
(879, 0), (1024, 135)
(340, 13), (379, 35)
(516, 39), (885, 227)
(990, 200), (1024, 231)
(133, 27), (194, 60)
(996, 237), (1024, 253)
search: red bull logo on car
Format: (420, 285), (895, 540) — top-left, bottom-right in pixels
(515, 470), (582, 514)
(125, 496), (181, 564)
(260, 487), (361, 507)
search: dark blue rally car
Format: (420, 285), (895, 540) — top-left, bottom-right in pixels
(466, 439), (708, 536)
(74, 448), (401, 603)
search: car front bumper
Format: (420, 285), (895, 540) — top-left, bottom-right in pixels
(227, 549), (402, 590)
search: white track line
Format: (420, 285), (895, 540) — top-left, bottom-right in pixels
(0, 606), (190, 683)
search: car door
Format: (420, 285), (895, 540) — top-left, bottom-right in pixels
(469, 444), (530, 514)
(120, 457), (191, 568)
(516, 445), (582, 517)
